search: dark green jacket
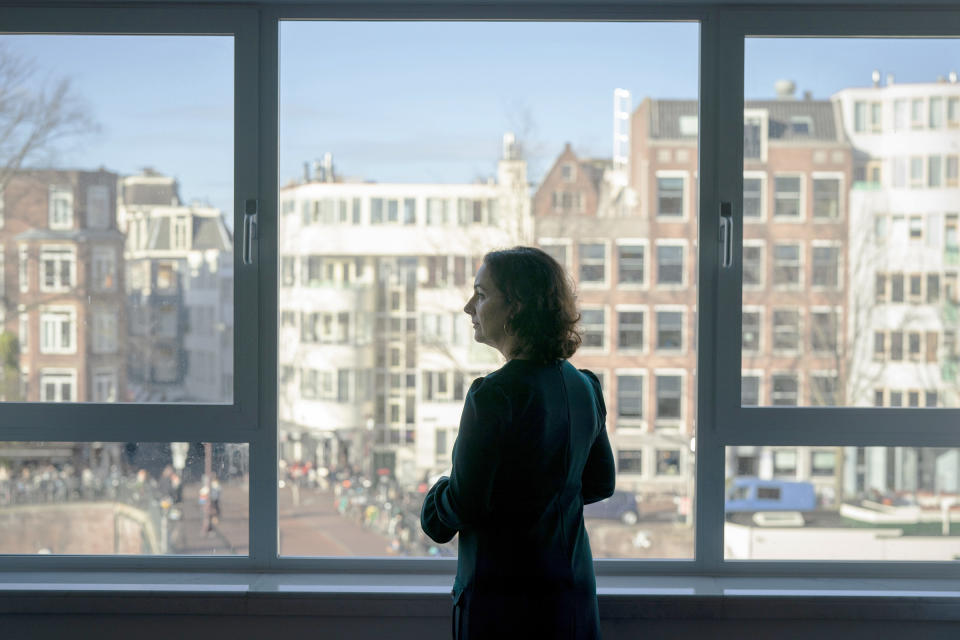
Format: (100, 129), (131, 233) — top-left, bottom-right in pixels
(421, 359), (615, 639)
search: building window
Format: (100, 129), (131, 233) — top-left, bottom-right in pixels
(86, 185), (110, 229)
(18, 313), (28, 354)
(92, 311), (118, 354)
(773, 243), (801, 287)
(771, 373), (799, 406)
(911, 98), (925, 128)
(40, 369), (75, 403)
(172, 215), (190, 249)
(426, 198), (448, 225)
(617, 244), (644, 284)
(811, 450), (836, 477)
(541, 243), (567, 268)
(854, 101), (867, 132)
(617, 310), (644, 350)
(890, 330), (904, 361)
(811, 246), (839, 288)
(810, 310), (838, 353)
(91, 247), (116, 291)
(580, 308), (605, 349)
(39, 307), (76, 354)
(48, 186), (74, 229)
(617, 375), (643, 419)
(552, 190), (583, 214)
(773, 449), (798, 477)
(40, 246), (75, 292)
(890, 273), (905, 302)
(656, 176), (684, 216)
(579, 243), (605, 283)
(812, 177), (840, 219)
(741, 375), (760, 406)
(742, 244), (763, 287)
(947, 156), (959, 187)
(928, 274), (941, 303)
(281, 256), (296, 287)
(93, 370), (118, 403)
(561, 162), (576, 182)
(929, 156), (943, 188)
(656, 310), (682, 351)
(811, 374), (839, 406)
(742, 310), (761, 353)
(617, 449), (643, 474)
(655, 374), (682, 421)
(743, 177), (763, 219)
(910, 156), (924, 187)
(656, 244), (684, 285)
(656, 449), (681, 476)
(772, 309), (800, 352)
(930, 96), (944, 129)
(773, 176), (801, 218)
(894, 99), (908, 131)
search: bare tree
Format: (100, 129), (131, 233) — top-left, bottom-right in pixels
(0, 43), (98, 190)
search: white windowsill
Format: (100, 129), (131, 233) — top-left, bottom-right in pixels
(3, 572), (960, 621)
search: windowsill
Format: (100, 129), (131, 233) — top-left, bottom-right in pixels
(3, 573), (960, 620)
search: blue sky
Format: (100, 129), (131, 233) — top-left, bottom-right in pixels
(3, 27), (957, 220)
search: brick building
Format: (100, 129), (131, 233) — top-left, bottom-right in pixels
(0, 169), (126, 402)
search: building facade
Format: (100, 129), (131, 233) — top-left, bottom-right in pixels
(0, 169), (126, 403)
(277, 137), (530, 485)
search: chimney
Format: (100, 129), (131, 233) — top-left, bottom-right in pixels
(322, 152), (334, 183)
(886, 73), (895, 86)
(803, 90), (813, 101)
(774, 79), (796, 100)
(502, 132), (517, 161)
(871, 69), (881, 87)
(303, 162), (311, 184)
(950, 71), (958, 84)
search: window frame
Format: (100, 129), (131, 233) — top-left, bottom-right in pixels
(0, 4), (261, 571)
(3, 0), (959, 582)
(714, 5), (960, 579)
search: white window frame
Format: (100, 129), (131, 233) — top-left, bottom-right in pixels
(578, 304), (609, 355)
(811, 171), (844, 221)
(772, 172), (805, 221)
(91, 309), (119, 355)
(772, 240), (804, 290)
(577, 239), (609, 288)
(741, 239), (765, 289)
(39, 306), (77, 355)
(39, 245), (76, 293)
(91, 246), (117, 291)
(615, 238), (648, 289)
(537, 237), (572, 270)
(614, 368), (647, 429)
(654, 305), (686, 354)
(810, 240), (842, 291)
(48, 185), (74, 229)
(654, 239), (687, 288)
(615, 304), (647, 354)
(92, 368), (119, 403)
(741, 305), (764, 355)
(652, 368), (685, 430)
(654, 170), (689, 220)
(39, 368), (76, 403)
(742, 170), (767, 222)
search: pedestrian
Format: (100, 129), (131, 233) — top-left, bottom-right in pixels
(421, 246), (615, 639)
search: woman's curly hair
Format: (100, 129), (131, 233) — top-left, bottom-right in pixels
(482, 246), (582, 363)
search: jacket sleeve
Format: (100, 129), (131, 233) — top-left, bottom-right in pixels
(420, 379), (510, 538)
(579, 369), (616, 505)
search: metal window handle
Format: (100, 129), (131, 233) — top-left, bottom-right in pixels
(719, 201), (733, 268)
(243, 199), (258, 265)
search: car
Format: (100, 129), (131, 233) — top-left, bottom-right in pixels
(583, 490), (640, 525)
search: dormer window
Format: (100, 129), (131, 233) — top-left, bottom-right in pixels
(790, 115), (813, 135)
(49, 186), (73, 229)
(561, 162), (576, 182)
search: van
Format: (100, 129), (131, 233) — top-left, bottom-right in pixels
(725, 477), (816, 513)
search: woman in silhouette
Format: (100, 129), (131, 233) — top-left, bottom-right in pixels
(421, 246), (615, 639)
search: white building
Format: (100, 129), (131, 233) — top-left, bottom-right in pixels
(118, 171), (234, 402)
(834, 73), (960, 494)
(277, 136), (530, 485)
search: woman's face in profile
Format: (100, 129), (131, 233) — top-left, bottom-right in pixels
(463, 262), (512, 353)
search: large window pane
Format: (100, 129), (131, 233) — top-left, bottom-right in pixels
(0, 35), (234, 404)
(743, 37), (960, 412)
(279, 20), (698, 558)
(0, 442), (247, 555)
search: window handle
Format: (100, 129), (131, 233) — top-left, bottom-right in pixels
(719, 201), (734, 268)
(243, 199), (258, 265)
